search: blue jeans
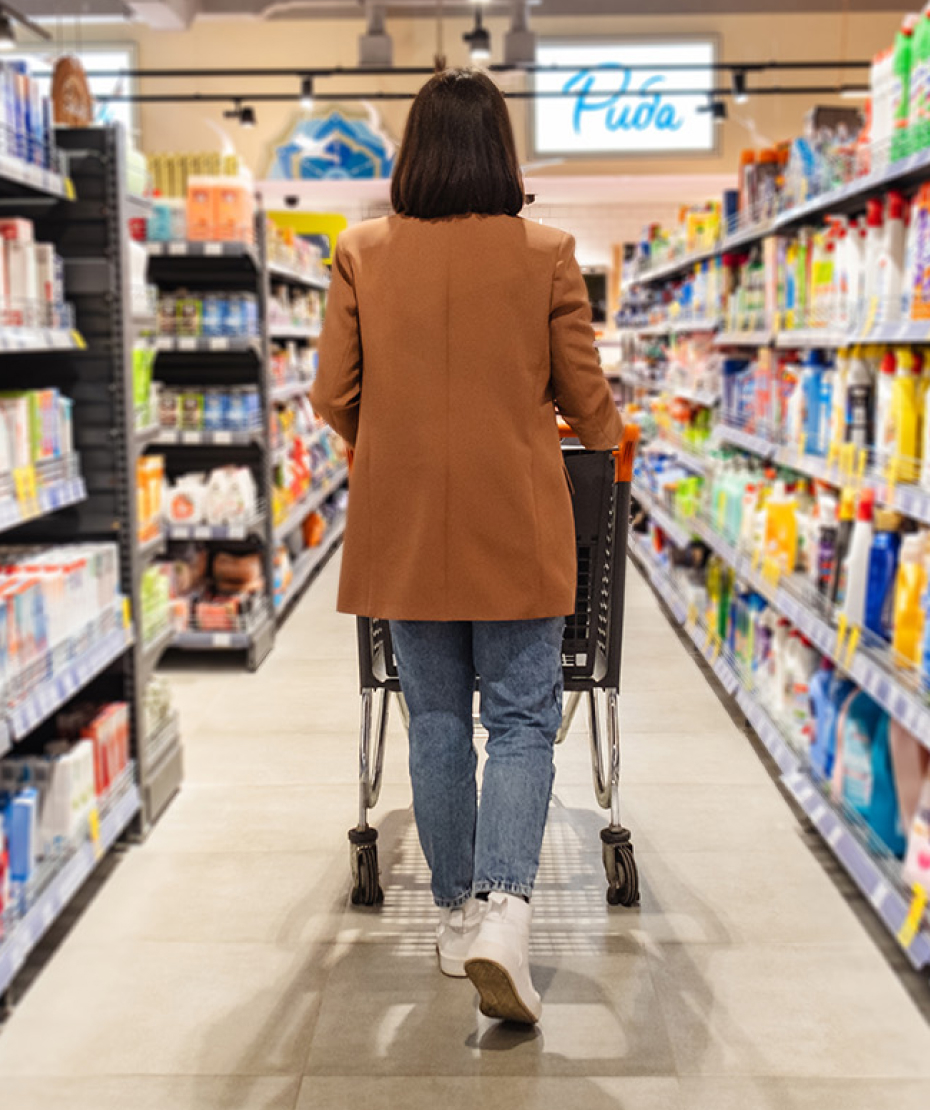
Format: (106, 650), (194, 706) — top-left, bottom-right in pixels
(389, 618), (564, 908)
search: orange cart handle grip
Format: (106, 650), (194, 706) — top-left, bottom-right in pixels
(558, 421), (640, 483)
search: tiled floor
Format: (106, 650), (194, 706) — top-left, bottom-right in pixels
(2, 556), (930, 1109)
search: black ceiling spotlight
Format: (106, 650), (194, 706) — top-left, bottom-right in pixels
(732, 68), (749, 104)
(300, 75), (314, 111)
(223, 101), (256, 128)
(463, 9), (491, 65)
(698, 97), (728, 125)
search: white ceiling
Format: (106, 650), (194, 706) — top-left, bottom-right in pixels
(15, 0), (913, 31)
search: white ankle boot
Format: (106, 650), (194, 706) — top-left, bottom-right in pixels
(464, 892), (541, 1024)
(436, 897), (485, 978)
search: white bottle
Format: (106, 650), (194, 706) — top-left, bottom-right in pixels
(846, 217), (866, 329)
(830, 348), (850, 455)
(863, 198), (885, 307)
(875, 348), (898, 471)
(878, 191), (908, 322)
(840, 490), (876, 626)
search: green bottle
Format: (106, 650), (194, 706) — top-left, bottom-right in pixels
(892, 16), (918, 162)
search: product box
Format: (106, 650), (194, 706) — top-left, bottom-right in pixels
(0, 394), (34, 469)
(157, 293), (177, 336)
(176, 295), (203, 338)
(33, 243), (59, 326)
(159, 388), (180, 429)
(5, 241), (38, 327)
(0, 219), (33, 243)
(179, 392), (205, 431)
(186, 177), (217, 242)
(215, 178), (255, 243)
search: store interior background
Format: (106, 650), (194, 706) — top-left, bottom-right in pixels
(18, 0), (908, 277)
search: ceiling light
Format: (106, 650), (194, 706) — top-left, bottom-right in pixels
(0, 13), (15, 51)
(358, 2), (393, 68)
(504, 1), (536, 68)
(732, 69), (748, 104)
(698, 98), (728, 124)
(300, 76), (314, 111)
(463, 9), (491, 64)
(239, 105), (256, 128)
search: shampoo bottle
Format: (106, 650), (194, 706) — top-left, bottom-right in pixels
(864, 509), (902, 641)
(840, 488), (876, 626)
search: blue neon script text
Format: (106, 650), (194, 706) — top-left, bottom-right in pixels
(564, 65), (685, 134)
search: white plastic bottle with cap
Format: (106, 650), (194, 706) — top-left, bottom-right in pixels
(840, 490), (877, 627)
(878, 191), (909, 321)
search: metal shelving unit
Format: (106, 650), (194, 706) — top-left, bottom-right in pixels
(275, 514), (347, 623)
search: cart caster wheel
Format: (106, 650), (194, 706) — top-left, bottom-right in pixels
(349, 827), (383, 907)
(601, 827), (640, 908)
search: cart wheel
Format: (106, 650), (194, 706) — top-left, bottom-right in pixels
(601, 827), (640, 907)
(349, 827), (383, 906)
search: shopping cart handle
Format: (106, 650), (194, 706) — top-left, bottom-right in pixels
(558, 421), (639, 483)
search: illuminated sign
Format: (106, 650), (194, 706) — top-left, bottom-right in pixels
(532, 41), (716, 156)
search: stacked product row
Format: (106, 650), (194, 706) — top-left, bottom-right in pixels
(635, 521), (929, 897)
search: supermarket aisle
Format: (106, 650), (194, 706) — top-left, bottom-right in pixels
(1, 557), (930, 1110)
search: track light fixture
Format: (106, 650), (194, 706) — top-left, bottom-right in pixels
(698, 98), (728, 124)
(359, 2), (393, 68)
(732, 69), (749, 104)
(504, 1), (536, 69)
(463, 9), (491, 64)
(224, 101), (256, 128)
(300, 76), (314, 111)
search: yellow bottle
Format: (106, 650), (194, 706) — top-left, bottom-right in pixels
(764, 481), (798, 575)
(892, 534), (928, 667)
(890, 348), (920, 484)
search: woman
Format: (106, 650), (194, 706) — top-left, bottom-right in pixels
(311, 68), (622, 1025)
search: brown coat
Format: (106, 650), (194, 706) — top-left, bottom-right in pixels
(310, 213), (623, 621)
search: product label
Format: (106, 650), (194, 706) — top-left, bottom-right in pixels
(843, 724), (874, 811)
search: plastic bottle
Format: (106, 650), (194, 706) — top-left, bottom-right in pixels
(872, 49), (895, 173)
(910, 9), (930, 152)
(878, 191), (909, 321)
(768, 617), (792, 714)
(816, 489), (839, 596)
(787, 632), (820, 732)
(922, 366), (930, 491)
(810, 664), (856, 780)
(863, 199), (886, 306)
(829, 348), (850, 457)
(891, 348), (921, 483)
(892, 16), (918, 162)
(800, 350), (825, 455)
(765, 481), (799, 575)
(845, 346), (875, 451)
(837, 694), (906, 855)
(875, 348), (898, 473)
(864, 509), (902, 641)
(892, 533), (928, 667)
(840, 489), (876, 625)
(829, 487), (858, 604)
(818, 354), (834, 457)
(847, 218), (866, 325)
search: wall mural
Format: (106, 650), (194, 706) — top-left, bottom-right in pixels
(267, 104), (398, 180)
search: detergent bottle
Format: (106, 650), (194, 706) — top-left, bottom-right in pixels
(845, 346), (875, 450)
(892, 16), (918, 162)
(875, 348), (898, 473)
(800, 350), (826, 455)
(829, 487), (858, 604)
(864, 509), (902, 642)
(890, 347), (921, 483)
(892, 533), (928, 667)
(840, 489), (876, 626)
(764, 480), (799, 575)
(829, 347), (850, 457)
(809, 664), (856, 780)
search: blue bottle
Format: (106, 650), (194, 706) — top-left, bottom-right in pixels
(801, 350), (827, 456)
(809, 666), (855, 780)
(864, 514), (901, 642)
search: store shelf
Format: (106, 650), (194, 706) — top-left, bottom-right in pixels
(0, 327), (83, 354)
(0, 774), (141, 998)
(656, 436), (711, 475)
(154, 335), (261, 355)
(138, 530), (166, 562)
(276, 515), (346, 621)
(172, 610), (271, 652)
(267, 260), (330, 291)
(643, 491), (930, 748)
(269, 324), (321, 342)
(2, 619), (134, 752)
(631, 481), (694, 550)
(146, 240), (259, 264)
(134, 422), (162, 449)
(153, 427), (264, 447)
(0, 475), (86, 537)
(140, 622), (174, 675)
(670, 385), (720, 407)
(714, 330), (773, 347)
(273, 466), (349, 542)
(0, 154), (70, 200)
(126, 193), (153, 219)
(270, 379), (313, 403)
(630, 534), (930, 969)
(713, 422), (930, 528)
(165, 512), (265, 542)
(775, 329), (850, 350)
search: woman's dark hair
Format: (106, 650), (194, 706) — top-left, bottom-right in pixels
(391, 68), (525, 220)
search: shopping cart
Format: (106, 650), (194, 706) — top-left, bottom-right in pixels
(348, 423), (641, 908)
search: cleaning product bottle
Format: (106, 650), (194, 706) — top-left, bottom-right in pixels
(863, 198), (885, 306)
(840, 488), (876, 626)
(768, 617), (792, 714)
(891, 16), (918, 162)
(891, 347), (921, 483)
(816, 489), (839, 596)
(787, 632), (820, 737)
(829, 348), (850, 458)
(810, 664), (856, 780)
(839, 695), (907, 855)
(875, 348), (898, 473)
(764, 480), (799, 575)
(910, 6), (930, 153)
(801, 350), (825, 455)
(829, 487), (859, 604)
(922, 362), (930, 491)
(845, 346), (874, 451)
(892, 533), (928, 667)
(818, 354), (834, 457)
(877, 191), (909, 321)
(864, 509), (902, 642)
